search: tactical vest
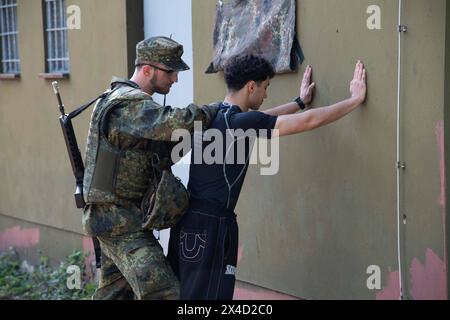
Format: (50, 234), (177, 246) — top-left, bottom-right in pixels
(83, 85), (155, 204)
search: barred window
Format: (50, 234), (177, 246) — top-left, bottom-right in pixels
(0, 0), (20, 75)
(43, 0), (69, 74)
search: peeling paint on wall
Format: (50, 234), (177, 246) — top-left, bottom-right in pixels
(409, 248), (447, 300)
(436, 121), (446, 213)
(233, 286), (300, 300)
(435, 120), (448, 278)
(376, 249), (447, 300)
(376, 270), (400, 300)
(0, 226), (40, 251)
(238, 244), (244, 264)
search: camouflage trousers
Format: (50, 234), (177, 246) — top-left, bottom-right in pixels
(92, 230), (179, 300)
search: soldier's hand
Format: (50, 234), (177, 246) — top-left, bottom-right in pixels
(300, 65), (315, 106)
(201, 104), (221, 127)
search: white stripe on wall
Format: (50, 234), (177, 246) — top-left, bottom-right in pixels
(143, 0), (194, 254)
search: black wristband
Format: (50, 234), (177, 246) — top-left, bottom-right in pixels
(293, 97), (307, 110)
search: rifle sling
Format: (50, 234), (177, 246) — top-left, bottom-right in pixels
(67, 93), (109, 120)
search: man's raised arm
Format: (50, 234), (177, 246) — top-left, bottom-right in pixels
(264, 65), (315, 116)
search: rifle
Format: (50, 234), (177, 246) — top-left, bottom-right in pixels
(53, 82), (86, 209)
(52, 81), (105, 268)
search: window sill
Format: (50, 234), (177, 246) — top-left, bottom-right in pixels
(0, 73), (20, 80)
(38, 73), (70, 80)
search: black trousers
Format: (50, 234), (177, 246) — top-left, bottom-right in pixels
(168, 201), (238, 300)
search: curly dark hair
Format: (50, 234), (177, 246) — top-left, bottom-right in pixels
(224, 54), (275, 91)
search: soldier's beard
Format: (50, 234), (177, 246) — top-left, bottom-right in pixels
(150, 74), (170, 95)
(155, 87), (170, 95)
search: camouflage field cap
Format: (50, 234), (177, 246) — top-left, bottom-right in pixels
(135, 36), (190, 71)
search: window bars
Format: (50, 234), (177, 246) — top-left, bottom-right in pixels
(44, 0), (69, 74)
(0, 0), (20, 74)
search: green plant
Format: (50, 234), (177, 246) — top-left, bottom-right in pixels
(0, 248), (96, 300)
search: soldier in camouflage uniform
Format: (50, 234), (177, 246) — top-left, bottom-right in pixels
(82, 37), (218, 300)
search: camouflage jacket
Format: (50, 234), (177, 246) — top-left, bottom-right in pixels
(82, 78), (216, 237)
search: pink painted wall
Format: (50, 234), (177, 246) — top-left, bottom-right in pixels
(376, 248), (447, 300)
(0, 226), (40, 251)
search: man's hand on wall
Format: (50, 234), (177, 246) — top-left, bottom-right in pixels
(350, 60), (367, 105)
(300, 65), (315, 106)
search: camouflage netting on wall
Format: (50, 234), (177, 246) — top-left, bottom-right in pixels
(206, 0), (303, 74)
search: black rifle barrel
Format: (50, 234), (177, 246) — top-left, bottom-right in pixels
(52, 82), (65, 116)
